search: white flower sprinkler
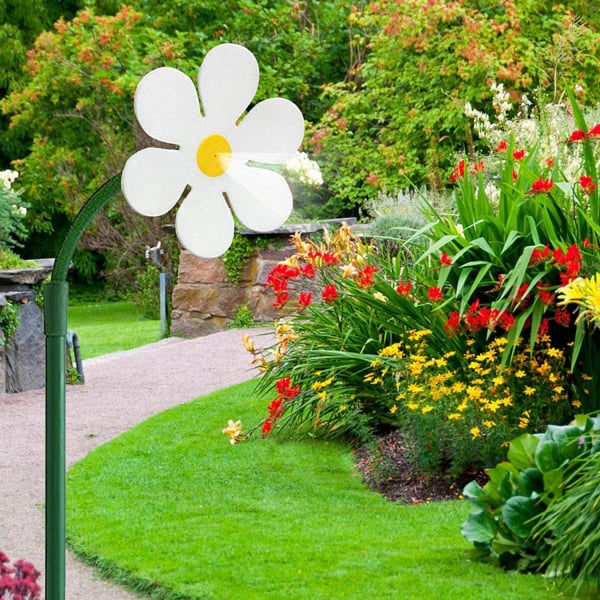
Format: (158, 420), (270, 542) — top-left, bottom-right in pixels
(44, 43), (305, 600)
(122, 43), (305, 258)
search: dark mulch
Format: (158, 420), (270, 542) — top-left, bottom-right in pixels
(354, 429), (487, 504)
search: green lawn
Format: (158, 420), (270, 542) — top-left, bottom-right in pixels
(68, 301), (161, 359)
(67, 380), (564, 600)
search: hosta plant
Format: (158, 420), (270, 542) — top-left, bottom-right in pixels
(461, 414), (600, 573)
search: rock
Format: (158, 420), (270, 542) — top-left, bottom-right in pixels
(5, 297), (45, 393)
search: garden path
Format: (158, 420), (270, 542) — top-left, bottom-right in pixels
(0, 327), (273, 599)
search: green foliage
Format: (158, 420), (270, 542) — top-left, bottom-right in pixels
(222, 233), (256, 286)
(0, 173), (28, 249)
(0, 300), (20, 346)
(462, 415), (600, 574)
(309, 0), (600, 215)
(226, 304), (256, 329)
(133, 264), (160, 320)
(539, 436), (600, 597)
(0, 246), (30, 269)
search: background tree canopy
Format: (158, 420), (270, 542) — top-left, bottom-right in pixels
(1, 0), (599, 286)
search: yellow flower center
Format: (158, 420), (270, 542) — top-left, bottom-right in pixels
(196, 134), (232, 177)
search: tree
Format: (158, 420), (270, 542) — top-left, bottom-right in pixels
(308, 0), (600, 216)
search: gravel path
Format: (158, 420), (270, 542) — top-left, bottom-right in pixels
(0, 328), (273, 599)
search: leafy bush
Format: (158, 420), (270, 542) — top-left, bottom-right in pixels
(461, 415), (600, 575)
(0, 170), (27, 250)
(133, 264), (160, 320)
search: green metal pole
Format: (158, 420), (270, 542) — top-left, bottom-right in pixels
(44, 174), (122, 600)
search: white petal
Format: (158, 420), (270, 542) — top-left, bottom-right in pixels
(233, 98), (305, 164)
(122, 148), (186, 217)
(224, 166), (292, 232)
(198, 44), (258, 124)
(176, 188), (234, 258)
(134, 67), (201, 145)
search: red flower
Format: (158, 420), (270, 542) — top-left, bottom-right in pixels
(580, 175), (596, 194)
(297, 292), (313, 311)
(449, 159), (466, 182)
(529, 245), (550, 266)
(273, 291), (289, 309)
(530, 177), (554, 194)
(322, 252), (340, 266)
(554, 308), (571, 327)
(588, 124), (600, 137)
(512, 169), (519, 181)
(427, 286), (443, 302)
(396, 281), (412, 296)
(267, 397), (285, 420)
(495, 140), (507, 152)
(513, 149), (525, 160)
(275, 377), (300, 399)
(537, 284), (554, 306)
(322, 284), (338, 304)
(440, 252), (453, 266)
(546, 158), (554, 167)
(443, 311), (461, 335)
(301, 263), (316, 278)
(261, 419), (273, 436)
(498, 311), (515, 332)
(358, 265), (378, 287)
(568, 129), (586, 142)
(471, 161), (484, 174)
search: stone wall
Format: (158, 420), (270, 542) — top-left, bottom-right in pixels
(171, 242), (294, 337)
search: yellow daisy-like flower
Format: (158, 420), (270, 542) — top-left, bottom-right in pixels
(421, 405), (434, 414)
(523, 386), (536, 396)
(515, 370), (526, 378)
(470, 426), (481, 440)
(390, 404), (398, 414)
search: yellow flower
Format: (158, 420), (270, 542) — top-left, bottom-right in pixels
(339, 404), (347, 413)
(312, 377), (334, 390)
(390, 404), (398, 414)
(524, 386), (536, 396)
(407, 402), (420, 411)
(482, 420), (496, 428)
(448, 413), (462, 420)
(553, 386), (564, 395)
(572, 399), (582, 409)
(222, 419), (243, 444)
(408, 383), (425, 394)
(373, 291), (388, 303)
(492, 375), (504, 386)
(470, 426), (481, 439)
(340, 263), (358, 278)
(242, 334), (255, 354)
(515, 370), (526, 378)
(421, 405), (434, 414)
(316, 390), (327, 400)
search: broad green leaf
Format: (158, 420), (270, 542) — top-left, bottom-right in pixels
(542, 468), (564, 502)
(535, 440), (563, 473)
(518, 468), (544, 497)
(508, 434), (539, 470)
(461, 509), (497, 543)
(502, 496), (543, 538)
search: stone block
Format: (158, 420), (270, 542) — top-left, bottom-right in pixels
(178, 252), (226, 284)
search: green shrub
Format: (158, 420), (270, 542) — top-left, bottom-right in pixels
(226, 304), (256, 330)
(462, 415), (600, 573)
(133, 265), (160, 320)
(0, 301), (20, 347)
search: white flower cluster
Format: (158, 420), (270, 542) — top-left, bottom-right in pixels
(283, 152), (323, 187)
(0, 170), (18, 190)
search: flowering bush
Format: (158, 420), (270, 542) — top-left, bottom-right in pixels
(0, 170), (28, 252)
(0, 551), (41, 600)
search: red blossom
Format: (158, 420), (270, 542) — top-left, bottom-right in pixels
(358, 265), (378, 287)
(537, 284), (554, 306)
(427, 286), (443, 302)
(529, 245), (550, 266)
(545, 158), (554, 167)
(297, 292), (312, 311)
(580, 175), (596, 194)
(443, 311), (461, 335)
(495, 140), (507, 152)
(588, 124), (600, 137)
(513, 149), (525, 160)
(554, 308), (571, 327)
(261, 419), (273, 436)
(273, 291), (289, 309)
(568, 129), (586, 142)
(396, 281), (412, 296)
(276, 377), (300, 399)
(471, 161), (484, 174)
(538, 318), (550, 337)
(530, 177), (554, 194)
(512, 169), (519, 181)
(449, 159), (466, 182)
(440, 252), (453, 266)
(301, 263), (316, 278)
(322, 252), (340, 266)
(322, 284), (338, 304)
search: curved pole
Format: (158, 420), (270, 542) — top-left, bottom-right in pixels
(44, 173), (122, 600)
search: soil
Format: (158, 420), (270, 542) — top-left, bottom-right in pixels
(354, 429), (487, 504)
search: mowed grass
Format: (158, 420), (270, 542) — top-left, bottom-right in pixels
(68, 301), (161, 359)
(67, 380), (560, 600)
